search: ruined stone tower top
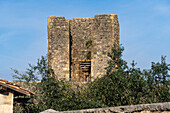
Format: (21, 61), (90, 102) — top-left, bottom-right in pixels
(47, 14), (119, 81)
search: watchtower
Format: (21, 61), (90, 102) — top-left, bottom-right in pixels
(47, 14), (119, 81)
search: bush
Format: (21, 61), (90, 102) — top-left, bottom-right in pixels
(13, 45), (170, 112)
(88, 44), (170, 106)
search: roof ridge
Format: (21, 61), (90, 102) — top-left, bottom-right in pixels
(0, 78), (35, 95)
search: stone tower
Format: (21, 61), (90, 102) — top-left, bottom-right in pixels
(47, 14), (119, 81)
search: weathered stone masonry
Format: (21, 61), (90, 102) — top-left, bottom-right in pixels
(47, 14), (120, 81)
(40, 102), (170, 113)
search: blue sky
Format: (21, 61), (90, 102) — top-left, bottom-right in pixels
(0, 0), (170, 81)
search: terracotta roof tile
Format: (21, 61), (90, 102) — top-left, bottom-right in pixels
(0, 78), (35, 96)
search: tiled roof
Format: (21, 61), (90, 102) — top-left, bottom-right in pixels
(0, 78), (35, 96)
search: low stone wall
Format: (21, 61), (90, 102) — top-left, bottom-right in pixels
(40, 102), (170, 113)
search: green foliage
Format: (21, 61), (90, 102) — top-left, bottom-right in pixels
(13, 56), (102, 112)
(86, 40), (92, 48)
(88, 44), (170, 107)
(143, 56), (170, 103)
(13, 45), (170, 112)
(86, 52), (91, 60)
(13, 103), (25, 113)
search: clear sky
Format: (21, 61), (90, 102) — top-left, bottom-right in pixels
(0, 0), (170, 81)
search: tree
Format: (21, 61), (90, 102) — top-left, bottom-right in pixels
(88, 44), (131, 106)
(88, 44), (170, 107)
(143, 56), (170, 103)
(13, 56), (103, 112)
(13, 45), (170, 112)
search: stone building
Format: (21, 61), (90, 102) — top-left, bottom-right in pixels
(0, 78), (34, 113)
(47, 14), (119, 82)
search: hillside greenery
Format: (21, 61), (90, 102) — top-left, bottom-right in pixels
(13, 44), (170, 113)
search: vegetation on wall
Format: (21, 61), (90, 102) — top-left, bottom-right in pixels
(85, 40), (92, 60)
(13, 44), (170, 113)
(86, 40), (92, 49)
(86, 52), (91, 60)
